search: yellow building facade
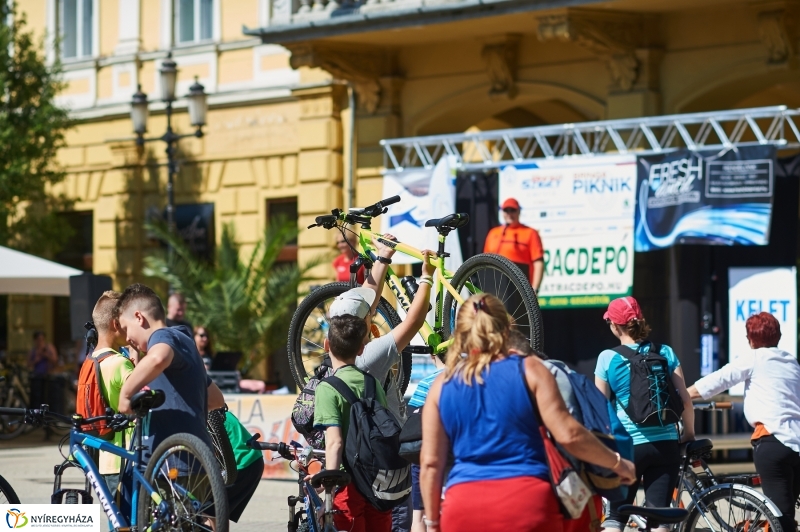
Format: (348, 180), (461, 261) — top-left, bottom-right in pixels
(11, 0), (800, 380)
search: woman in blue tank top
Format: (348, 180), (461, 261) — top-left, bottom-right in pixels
(419, 294), (636, 532)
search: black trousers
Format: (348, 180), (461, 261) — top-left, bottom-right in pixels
(606, 440), (681, 529)
(226, 457), (265, 522)
(753, 435), (800, 532)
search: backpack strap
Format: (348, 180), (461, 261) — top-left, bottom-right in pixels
(324, 376), (360, 406)
(611, 345), (638, 361)
(91, 352), (115, 411)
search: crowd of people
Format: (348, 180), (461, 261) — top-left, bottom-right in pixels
(47, 193), (800, 532)
(312, 231), (800, 532)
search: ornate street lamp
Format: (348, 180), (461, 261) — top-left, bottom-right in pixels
(129, 54), (207, 259)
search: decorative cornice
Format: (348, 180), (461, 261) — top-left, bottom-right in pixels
(285, 43), (389, 114)
(481, 34), (521, 100)
(537, 10), (654, 92)
(754, 2), (799, 65)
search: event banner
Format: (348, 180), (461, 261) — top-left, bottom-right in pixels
(498, 156), (637, 308)
(727, 267), (797, 395)
(382, 156), (463, 271)
(224, 394), (303, 479)
(635, 146), (775, 251)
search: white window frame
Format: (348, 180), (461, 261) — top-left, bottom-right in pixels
(174, 0), (220, 46)
(55, 0), (98, 61)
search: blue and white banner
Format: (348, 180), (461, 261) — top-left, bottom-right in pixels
(381, 156), (463, 271)
(634, 146), (775, 251)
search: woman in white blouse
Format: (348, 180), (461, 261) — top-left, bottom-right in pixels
(688, 312), (800, 532)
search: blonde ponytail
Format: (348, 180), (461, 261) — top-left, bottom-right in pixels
(445, 294), (510, 385)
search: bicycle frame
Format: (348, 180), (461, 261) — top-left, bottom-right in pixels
(355, 227), (465, 355)
(67, 428), (164, 531)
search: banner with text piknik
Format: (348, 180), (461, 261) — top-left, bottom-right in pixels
(634, 146), (775, 251)
(499, 156), (637, 308)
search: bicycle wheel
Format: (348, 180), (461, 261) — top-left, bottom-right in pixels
(0, 474), (20, 504)
(137, 433), (229, 532)
(442, 253), (543, 351)
(287, 282), (408, 392)
(207, 407), (238, 486)
(0, 388), (26, 440)
(684, 487), (782, 532)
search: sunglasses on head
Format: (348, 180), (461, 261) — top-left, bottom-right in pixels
(196, 333), (208, 338)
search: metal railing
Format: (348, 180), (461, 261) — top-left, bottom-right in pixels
(380, 106), (800, 174)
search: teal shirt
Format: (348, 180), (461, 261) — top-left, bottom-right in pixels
(595, 343), (681, 445)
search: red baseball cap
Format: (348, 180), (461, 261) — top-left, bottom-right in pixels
(501, 198), (520, 210)
(603, 296), (643, 325)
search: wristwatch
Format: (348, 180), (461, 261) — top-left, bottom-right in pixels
(376, 256), (392, 265)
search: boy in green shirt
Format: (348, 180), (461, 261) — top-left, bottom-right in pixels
(313, 290), (391, 532)
(86, 291), (135, 494)
(222, 411), (264, 523)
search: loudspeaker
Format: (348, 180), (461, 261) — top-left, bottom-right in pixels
(69, 273), (113, 340)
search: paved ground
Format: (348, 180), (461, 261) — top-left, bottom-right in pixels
(0, 429), (294, 531)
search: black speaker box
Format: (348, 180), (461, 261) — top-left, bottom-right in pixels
(69, 273), (113, 340)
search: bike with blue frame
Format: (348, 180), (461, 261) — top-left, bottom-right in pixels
(0, 389), (229, 532)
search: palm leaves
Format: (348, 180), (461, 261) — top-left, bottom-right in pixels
(143, 218), (323, 376)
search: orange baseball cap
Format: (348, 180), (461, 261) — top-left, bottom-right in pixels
(501, 198), (520, 210)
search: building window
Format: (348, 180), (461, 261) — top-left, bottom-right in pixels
(59, 0), (93, 59)
(267, 198), (298, 263)
(176, 0), (214, 44)
(55, 211), (93, 271)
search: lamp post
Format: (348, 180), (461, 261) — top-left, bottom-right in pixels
(130, 53), (208, 258)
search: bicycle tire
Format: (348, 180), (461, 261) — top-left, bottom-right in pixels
(137, 433), (229, 532)
(207, 407), (238, 486)
(442, 253), (543, 351)
(287, 282), (408, 393)
(0, 473), (20, 504)
(0, 387), (27, 440)
(683, 487), (782, 532)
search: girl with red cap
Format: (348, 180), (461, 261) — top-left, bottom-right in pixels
(594, 296), (695, 532)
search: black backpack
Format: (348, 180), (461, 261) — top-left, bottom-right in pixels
(612, 342), (684, 427)
(325, 371), (411, 512)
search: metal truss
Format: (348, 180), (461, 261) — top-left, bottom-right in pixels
(380, 105), (800, 174)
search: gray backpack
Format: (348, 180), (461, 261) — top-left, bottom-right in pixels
(290, 358), (333, 449)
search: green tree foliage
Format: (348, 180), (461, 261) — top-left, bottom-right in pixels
(143, 219), (323, 376)
(0, 2), (72, 255)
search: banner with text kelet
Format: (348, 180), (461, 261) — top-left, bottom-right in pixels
(499, 156), (637, 308)
(224, 394), (305, 480)
(635, 146), (775, 251)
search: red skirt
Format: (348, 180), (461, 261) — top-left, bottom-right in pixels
(441, 476), (564, 532)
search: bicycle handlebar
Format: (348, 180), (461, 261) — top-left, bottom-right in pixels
(307, 195), (402, 229)
(693, 401), (733, 411)
(246, 433), (325, 461)
(0, 405), (133, 430)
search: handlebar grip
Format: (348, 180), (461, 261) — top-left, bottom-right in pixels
(379, 195), (401, 207)
(0, 407), (25, 416)
(315, 215), (338, 225)
(714, 402), (733, 409)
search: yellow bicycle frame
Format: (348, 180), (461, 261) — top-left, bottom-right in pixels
(355, 228), (463, 355)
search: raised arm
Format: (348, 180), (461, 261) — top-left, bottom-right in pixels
(363, 233), (397, 314)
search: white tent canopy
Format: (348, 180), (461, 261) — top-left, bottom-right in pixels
(0, 246), (82, 296)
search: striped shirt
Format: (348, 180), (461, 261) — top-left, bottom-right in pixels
(408, 369), (443, 407)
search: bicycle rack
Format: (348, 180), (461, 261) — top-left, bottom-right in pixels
(381, 105), (800, 174)
(51, 460), (93, 504)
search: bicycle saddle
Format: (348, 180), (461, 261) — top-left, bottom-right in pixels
(683, 438), (713, 458)
(424, 213), (470, 232)
(130, 389), (165, 415)
(310, 470), (351, 489)
(617, 505), (688, 524)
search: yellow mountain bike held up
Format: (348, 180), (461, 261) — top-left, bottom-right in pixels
(287, 195), (543, 391)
